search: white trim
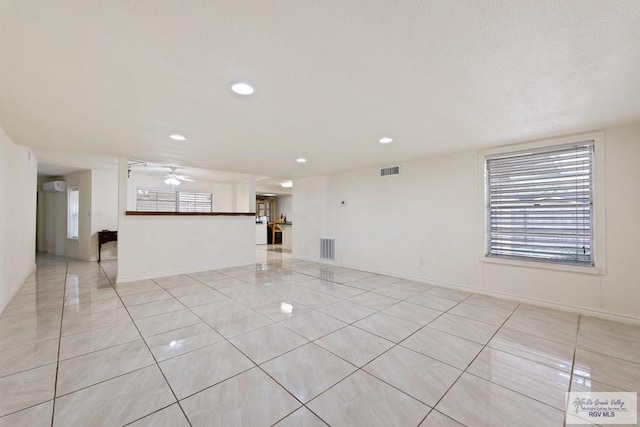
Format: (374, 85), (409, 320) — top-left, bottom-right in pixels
(67, 185), (80, 240)
(478, 131), (606, 274)
(481, 131), (604, 157)
(481, 255), (601, 275)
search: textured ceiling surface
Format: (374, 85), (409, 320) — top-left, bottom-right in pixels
(1, 1), (639, 178)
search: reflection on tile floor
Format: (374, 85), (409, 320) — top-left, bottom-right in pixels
(1, 247), (639, 426)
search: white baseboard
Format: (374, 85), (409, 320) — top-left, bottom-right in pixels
(293, 255), (640, 326)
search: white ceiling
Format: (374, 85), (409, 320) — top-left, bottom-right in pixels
(35, 148), (292, 195)
(255, 177), (292, 197)
(134, 162), (254, 184)
(34, 148), (118, 177)
(1, 1), (639, 178)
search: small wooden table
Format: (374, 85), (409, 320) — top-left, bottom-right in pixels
(98, 230), (117, 262)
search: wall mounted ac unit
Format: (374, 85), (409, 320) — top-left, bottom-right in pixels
(43, 181), (66, 193)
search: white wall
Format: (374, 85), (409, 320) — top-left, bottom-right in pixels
(0, 127), (37, 313)
(63, 170), (92, 260)
(38, 169), (118, 261)
(91, 170), (118, 261)
(127, 173), (238, 212)
(276, 195), (293, 221)
(36, 178), (45, 253)
(117, 216), (256, 281)
(237, 179), (256, 213)
(37, 178), (66, 255)
(117, 158), (256, 282)
(293, 122), (640, 321)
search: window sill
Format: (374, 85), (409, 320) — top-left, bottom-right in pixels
(67, 237), (78, 240)
(481, 256), (603, 275)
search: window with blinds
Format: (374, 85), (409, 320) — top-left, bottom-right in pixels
(136, 189), (213, 212)
(486, 141), (594, 266)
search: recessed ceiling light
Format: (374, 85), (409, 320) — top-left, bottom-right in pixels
(230, 82), (254, 95)
(281, 181), (293, 188)
(169, 134), (186, 141)
(296, 158), (307, 163)
(379, 137), (393, 144)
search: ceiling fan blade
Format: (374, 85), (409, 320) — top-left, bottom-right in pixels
(177, 176), (195, 182)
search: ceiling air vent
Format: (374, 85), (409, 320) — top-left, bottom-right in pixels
(380, 166), (400, 177)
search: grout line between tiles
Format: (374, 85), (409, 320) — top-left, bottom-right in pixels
(296, 295), (474, 425)
(104, 265), (194, 427)
(0, 400), (55, 422)
(431, 301), (580, 424)
(573, 341), (640, 367)
(257, 271), (470, 425)
(171, 309), (310, 425)
(51, 363), (156, 399)
(564, 314), (582, 427)
(410, 299), (518, 426)
(0, 358), (59, 381)
(181, 266), (353, 426)
(121, 402), (177, 426)
(50, 259), (69, 427)
(56, 333), (142, 363)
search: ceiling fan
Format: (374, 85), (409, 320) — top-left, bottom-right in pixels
(163, 167), (194, 186)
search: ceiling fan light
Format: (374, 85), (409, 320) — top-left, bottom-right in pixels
(164, 177), (180, 186)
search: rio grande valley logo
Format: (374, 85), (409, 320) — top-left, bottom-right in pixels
(566, 392), (637, 425)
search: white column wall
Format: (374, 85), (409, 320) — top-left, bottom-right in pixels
(117, 158), (255, 282)
(0, 127), (37, 313)
(91, 169), (118, 261)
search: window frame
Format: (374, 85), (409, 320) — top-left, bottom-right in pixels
(67, 185), (80, 240)
(479, 132), (606, 275)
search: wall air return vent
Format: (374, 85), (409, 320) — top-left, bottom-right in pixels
(380, 166), (400, 177)
(320, 238), (335, 261)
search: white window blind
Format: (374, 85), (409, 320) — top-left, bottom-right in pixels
(178, 191), (213, 213)
(486, 141), (594, 266)
(136, 189), (213, 212)
(67, 187), (79, 239)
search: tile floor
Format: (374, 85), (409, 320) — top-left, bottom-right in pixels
(0, 247), (639, 426)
